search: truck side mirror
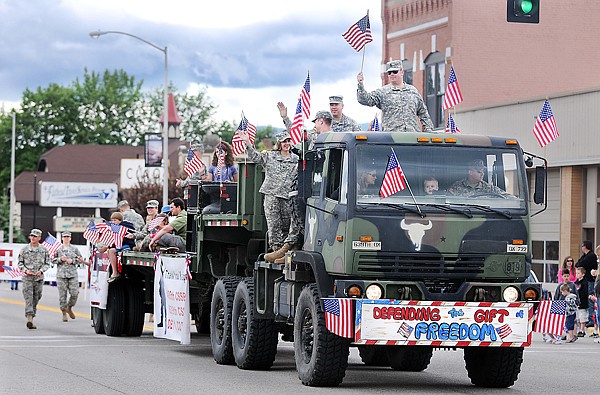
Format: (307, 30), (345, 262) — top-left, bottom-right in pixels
(533, 166), (546, 205)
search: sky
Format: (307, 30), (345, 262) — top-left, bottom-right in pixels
(0, 0), (385, 131)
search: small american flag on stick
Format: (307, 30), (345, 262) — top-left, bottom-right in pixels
(342, 14), (373, 52)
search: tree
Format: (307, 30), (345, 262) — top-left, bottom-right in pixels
(0, 195), (27, 243)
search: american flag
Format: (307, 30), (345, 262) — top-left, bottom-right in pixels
(232, 115), (257, 156)
(445, 113), (461, 134)
(148, 215), (165, 231)
(96, 222), (114, 247)
(369, 115), (380, 132)
(2, 265), (25, 279)
(42, 234), (62, 258)
(323, 298), (354, 338)
(342, 14), (373, 52)
(107, 223), (128, 249)
(534, 300), (566, 336)
(216, 143), (225, 181)
(533, 99), (559, 147)
(300, 72), (311, 120)
(397, 322), (414, 338)
(184, 148), (204, 177)
(185, 255), (193, 280)
(379, 149), (408, 198)
(442, 66), (464, 110)
(83, 220), (100, 244)
(496, 324), (513, 340)
(289, 98), (305, 145)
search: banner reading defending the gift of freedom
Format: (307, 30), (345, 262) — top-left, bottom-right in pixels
(153, 255), (190, 345)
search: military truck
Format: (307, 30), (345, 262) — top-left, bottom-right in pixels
(94, 132), (546, 389)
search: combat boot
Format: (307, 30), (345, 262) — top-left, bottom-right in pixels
(26, 315), (37, 329)
(66, 305), (76, 319)
(265, 243), (291, 262)
(264, 245), (282, 262)
(62, 310), (68, 322)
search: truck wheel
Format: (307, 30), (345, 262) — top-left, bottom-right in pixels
(103, 281), (126, 337)
(91, 307), (105, 334)
(357, 346), (389, 366)
(463, 347), (523, 388)
(293, 284), (350, 387)
(232, 278), (279, 370)
(124, 280), (145, 337)
(387, 346), (433, 371)
(210, 276), (242, 365)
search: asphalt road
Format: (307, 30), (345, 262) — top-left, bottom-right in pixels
(1, 282), (597, 394)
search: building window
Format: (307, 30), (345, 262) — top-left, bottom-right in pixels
(402, 59), (413, 85)
(532, 240), (560, 283)
(424, 52), (445, 128)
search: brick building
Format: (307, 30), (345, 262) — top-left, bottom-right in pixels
(381, 0), (600, 282)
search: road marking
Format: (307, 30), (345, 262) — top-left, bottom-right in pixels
(0, 297), (91, 319)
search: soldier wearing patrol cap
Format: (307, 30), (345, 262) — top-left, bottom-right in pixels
(447, 159), (510, 197)
(328, 95), (362, 132)
(17, 228), (51, 329)
(53, 231), (85, 322)
(176, 142), (207, 188)
(357, 60), (433, 133)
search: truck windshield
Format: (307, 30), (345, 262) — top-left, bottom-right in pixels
(355, 145), (526, 211)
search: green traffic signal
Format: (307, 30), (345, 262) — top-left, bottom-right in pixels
(507, 0), (539, 24)
(519, 0), (533, 14)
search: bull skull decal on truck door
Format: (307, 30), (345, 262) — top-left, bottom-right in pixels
(400, 219), (432, 251)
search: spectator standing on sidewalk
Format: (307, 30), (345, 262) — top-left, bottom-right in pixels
(575, 266), (589, 337)
(560, 283), (579, 344)
(575, 240), (597, 331)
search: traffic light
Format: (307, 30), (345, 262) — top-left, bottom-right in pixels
(507, 0), (539, 24)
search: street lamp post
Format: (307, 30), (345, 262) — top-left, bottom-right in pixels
(89, 30), (170, 206)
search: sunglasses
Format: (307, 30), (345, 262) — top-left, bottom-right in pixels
(387, 70), (400, 75)
(567, 260), (574, 262)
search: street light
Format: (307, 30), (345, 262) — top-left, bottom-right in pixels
(89, 30), (170, 206)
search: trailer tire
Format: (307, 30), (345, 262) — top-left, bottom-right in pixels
(294, 284), (350, 387)
(124, 280), (145, 337)
(464, 347), (523, 388)
(91, 307), (105, 334)
(232, 278), (279, 370)
(210, 276), (242, 365)
(387, 346), (433, 371)
(103, 281), (126, 337)
(357, 346), (389, 366)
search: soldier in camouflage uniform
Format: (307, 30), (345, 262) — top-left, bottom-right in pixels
(53, 232), (84, 322)
(118, 200), (145, 231)
(357, 60), (433, 132)
(328, 95), (362, 132)
(17, 228), (51, 329)
(176, 143), (207, 188)
(447, 159), (512, 197)
(238, 130), (299, 262)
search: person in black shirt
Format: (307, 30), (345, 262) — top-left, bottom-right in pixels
(575, 240), (597, 330)
(575, 267), (589, 337)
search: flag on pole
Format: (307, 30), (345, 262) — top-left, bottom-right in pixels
(342, 14), (373, 52)
(323, 298), (354, 338)
(184, 149), (204, 177)
(148, 216), (165, 231)
(380, 149), (408, 198)
(445, 113), (461, 134)
(42, 234), (62, 258)
(369, 115), (380, 132)
(534, 300), (566, 336)
(2, 265), (25, 279)
(216, 142), (225, 181)
(232, 115), (257, 156)
(300, 72), (311, 120)
(289, 98), (305, 145)
(83, 220), (100, 244)
(96, 222), (114, 247)
(533, 99), (559, 147)
(442, 66), (464, 110)
(107, 223), (128, 249)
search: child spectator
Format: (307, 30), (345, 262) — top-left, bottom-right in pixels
(545, 269), (579, 343)
(575, 266), (589, 337)
(561, 283), (578, 343)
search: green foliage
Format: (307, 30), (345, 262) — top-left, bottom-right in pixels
(0, 195), (27, 243)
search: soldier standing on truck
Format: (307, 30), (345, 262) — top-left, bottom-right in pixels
(53, 231), (85, 322)
(328, 95), (362, 132)
(357, 60), (433, 132)
(17, 228), (51, 329)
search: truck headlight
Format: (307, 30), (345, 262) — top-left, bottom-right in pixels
(502, 286), (519, 302)
(365, 284), (383, 300)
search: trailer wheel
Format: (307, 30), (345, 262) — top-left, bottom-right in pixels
(232, 278), (279, 370)
(124, 280), (145, 337)
(293, 284), (350, 387)
(210, 276), (242, 365)
(464, 347), (523, 388)
(357, 346), (389, 366)
(91, 307), (105, 334)
(386, 346), (433, 371)
(103, 281), (126, 337)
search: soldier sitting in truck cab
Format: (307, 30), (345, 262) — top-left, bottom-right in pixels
(448, 159), (511, 197)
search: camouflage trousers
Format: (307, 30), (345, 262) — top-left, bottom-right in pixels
(21, 278), (43, 317)
(264, 195), (292, 249)
(57, 276), (79, 311)
(284, 195), (304, 247)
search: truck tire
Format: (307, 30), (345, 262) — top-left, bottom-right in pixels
(386, 346), (433, 371)
(293, 284), (350, 387)
(463, 347), (523, 388)
(232, 278), (279, 370)
(91, 307), (105, 334)
(103, 281), (126, 337)
(210, 276), (242, 365)
(357, 346), (389, 366)
(124, 280), (145, 337)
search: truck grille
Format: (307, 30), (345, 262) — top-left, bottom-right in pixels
(355, 252), (485, 279)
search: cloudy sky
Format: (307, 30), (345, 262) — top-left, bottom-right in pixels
(0, 0), (385, 130)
